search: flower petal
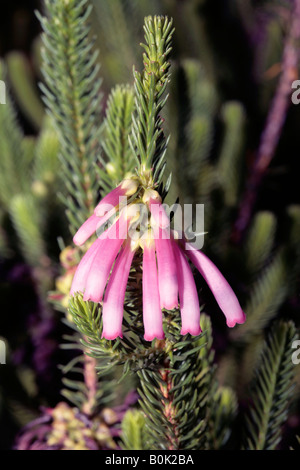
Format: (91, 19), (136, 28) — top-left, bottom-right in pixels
(83, 213), (129, 303)
(102, 242), (135, 340)
(70, 238), (102, 295)
(142, 240), (164, 341)
(73, 211), (115, 247)
(94, 180), (138, 217)
(185, 244), (246, 327)
(172, 241), (201, 336)
(154, 226), (178, 310)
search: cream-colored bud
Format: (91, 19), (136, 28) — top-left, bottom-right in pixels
(142, 188), (161, 204)
(121, 178), (139, 196)
(106, 163), (117, 177)
(125, 203), (140, 221)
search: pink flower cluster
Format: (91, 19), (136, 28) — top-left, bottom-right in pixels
(70, 180), (246, 341)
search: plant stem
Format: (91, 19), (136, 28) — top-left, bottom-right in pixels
(233, 0), (300, 242)
(159, 366), (180, 450)
(82, 351), (98, 416)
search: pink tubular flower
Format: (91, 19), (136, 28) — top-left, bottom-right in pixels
(70, 237), (103, 296)
(142, 238), (164, 341)
(73, 179), (138, 247)
(71, 209), (130, 304)
(172, 241), (202, 336)
(94, 179), (138, 217)
(153, 226), (178, 311)
(73, 212), (114, 247)
(102, 241), (135, 340)
(184, 243), (246, 328)
(70, 179), (246, 341)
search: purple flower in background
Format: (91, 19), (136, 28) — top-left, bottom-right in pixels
(14, 394), (137, 451)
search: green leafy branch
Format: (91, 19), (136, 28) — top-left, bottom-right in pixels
(68, 292), (226, 450)
(38, 0), (103, 234)
(136, 314), (216, 450)
(97, 84), (135, 193)
(244, 320), (298, 450)
(130, 15), (174, 188)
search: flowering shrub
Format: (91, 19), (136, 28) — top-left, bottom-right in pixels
(0, 0), (300, 452)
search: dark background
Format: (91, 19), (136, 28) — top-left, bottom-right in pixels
(1, 0), (300, 450)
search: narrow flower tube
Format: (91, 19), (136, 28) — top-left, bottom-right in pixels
(73, 211), (115, 247)
(142, 239), (164, 341)
(185, 243), (246, 327)
(82, 212), (130, 303)
(172, 241), (201, 336)
(94, 179), (138, 217)
(154, 226), (178, 310)
(102, 242), (135, 340)
(70, 238), (103, 296)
